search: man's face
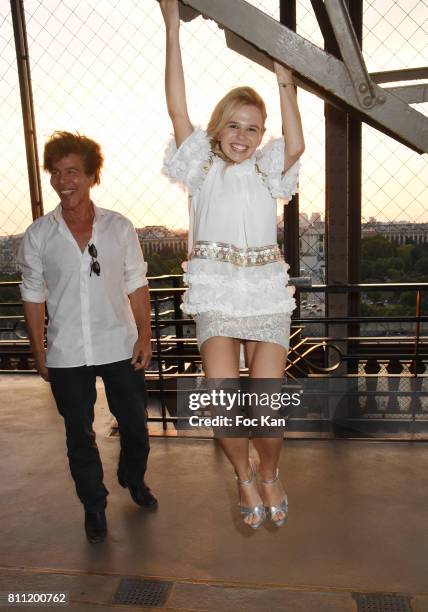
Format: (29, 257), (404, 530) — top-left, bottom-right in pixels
(50, 153), (94, 213)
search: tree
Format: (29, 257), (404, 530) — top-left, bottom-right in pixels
(145, 247), (187, 277)
(361, 236), (395, 261)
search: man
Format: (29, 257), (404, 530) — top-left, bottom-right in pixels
(18, 131), (157, 544)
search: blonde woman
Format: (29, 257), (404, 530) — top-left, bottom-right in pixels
(160, 0), (304, 528)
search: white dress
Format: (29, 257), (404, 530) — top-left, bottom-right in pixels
(163, 129), (300, 350)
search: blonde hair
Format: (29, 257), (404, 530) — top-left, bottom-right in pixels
(207, 87), (267, 163)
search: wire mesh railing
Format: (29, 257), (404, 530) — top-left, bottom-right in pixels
(0, 0), (426, 304)
(0, 3), (32, 261)
(362, 1), (428, 224)
(1, 278), (427, 438)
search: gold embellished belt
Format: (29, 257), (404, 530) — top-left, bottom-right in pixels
(190, 241), (282, 267)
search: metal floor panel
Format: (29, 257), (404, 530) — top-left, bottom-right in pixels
(354, 593), (412, 612)
(113, 578), (172, 607)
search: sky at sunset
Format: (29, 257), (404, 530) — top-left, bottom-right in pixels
(0, 0), (427, 237)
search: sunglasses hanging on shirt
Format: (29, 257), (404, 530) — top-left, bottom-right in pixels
(88, 243), (101, 277)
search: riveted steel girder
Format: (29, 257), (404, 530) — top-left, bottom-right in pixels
(181, 0), (428, 153)
(386, 84), (428, 105)
(323, 0), (376, 107)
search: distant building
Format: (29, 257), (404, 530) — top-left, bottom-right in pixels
(136, 226), (188, 256)
(362, 221), (428, 245)
(299, 212), (325, 282)
(0, 234), (23, 275)
(292, 214), (428, 282)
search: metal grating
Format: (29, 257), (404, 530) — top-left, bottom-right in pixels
(113, 579), (172, 607)
(353, 593), (412, 612)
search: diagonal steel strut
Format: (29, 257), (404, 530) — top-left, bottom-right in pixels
(323, 0), (376, 108)
(180, 0), (428, 154)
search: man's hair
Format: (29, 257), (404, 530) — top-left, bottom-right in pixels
(207, 87), (267, 163)
(43, 131), (104, 185)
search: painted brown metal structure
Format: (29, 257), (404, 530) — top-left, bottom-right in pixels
(10, 0), (43, 220)
(181, 0), (428, 153)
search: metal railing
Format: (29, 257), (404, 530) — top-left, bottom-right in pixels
(1, 277), (427, 438)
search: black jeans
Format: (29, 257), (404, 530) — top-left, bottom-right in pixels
(49, 359), (150, 512)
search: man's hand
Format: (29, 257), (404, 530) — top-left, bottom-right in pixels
(131, 335), (152, 370)
(22, 301), (49, 382)
(128, 286), (152, 370)
(34, 349), (49, 381)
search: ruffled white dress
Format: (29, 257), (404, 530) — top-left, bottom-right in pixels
(163, 129), (300, 350)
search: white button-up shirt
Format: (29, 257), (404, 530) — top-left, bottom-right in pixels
(18, 204), (148, 368)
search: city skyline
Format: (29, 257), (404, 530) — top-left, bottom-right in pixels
(2, 215), (428, 277)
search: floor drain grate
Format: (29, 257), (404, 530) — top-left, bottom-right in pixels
(353, 593), (412, 612)
(113, 579), (172, 607)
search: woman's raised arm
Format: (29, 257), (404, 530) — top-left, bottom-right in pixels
(160, 0), (194, 147)
(273, 61), (305, 173)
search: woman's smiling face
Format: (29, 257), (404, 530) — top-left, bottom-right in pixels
(217, 104), (265, 163)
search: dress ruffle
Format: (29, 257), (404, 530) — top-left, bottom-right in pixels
(162, 128), (211, 196)
(162, 130), (301, 200)
(182, 258), (296, 317)
(256, 138), (300, 199)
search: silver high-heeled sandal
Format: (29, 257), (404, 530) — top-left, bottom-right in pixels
(260, 469), (288, 527)
(235, 462), (266, 529)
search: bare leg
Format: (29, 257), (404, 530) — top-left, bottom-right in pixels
(244, 340), (287, 378)
(201, 336), (262, 526)
(201, 336), (240, 378)
(246, 340), (288, 522)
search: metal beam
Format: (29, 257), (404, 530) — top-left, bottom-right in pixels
(324, 0), (349, 376)
(323, 0), (375, 107)
(178, 2), (199, 22)
(224, 30), (273, 72)
(223, 33), (428, 105)
(310, 0), (341, 59)
(223, 30), (319, 97)
(384, 84), (428, 105)
(156, 0), (199, 22)
(347, 0), (362, 370)
(11, 0), (43, 220)
(370, 67), (428, 83)
(181, 0), (428, 153)
(280, 0), (300, 314)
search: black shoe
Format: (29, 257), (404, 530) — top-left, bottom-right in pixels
(119, 477), (158, 509)
(84, 510), (107, 543)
